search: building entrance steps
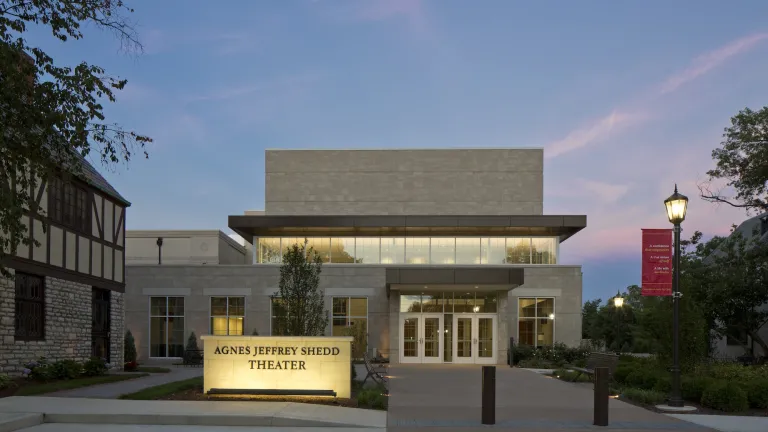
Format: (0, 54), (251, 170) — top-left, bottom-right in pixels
(0, 397), (386, 429)
(386, 364), (717, 432)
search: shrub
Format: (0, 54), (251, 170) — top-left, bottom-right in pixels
(124, 361), (138, 372)
(24, 357), (53, 381)
(83, 357), (108, 377)
(124, 330), (137, 364)
(50, 360), (82, 380)
(186, 332), (199, 351)
(622, 388), (666, 405)
(681, 376), (716, 402)
(742, 379), (768, 409)
(511, 345), (535, 365)
(351, 362), (357, 381)
(0, 374), (13, 389)
(552, 369), (590, 382)
(701, 362), (768, 382)
(625, 369), (660, 390)
(613, 365), (634, 384)
(652, 375), (671, 393)
(701, 381), (749, 412)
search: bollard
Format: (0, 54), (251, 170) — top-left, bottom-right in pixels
(482, 365), (496, 425)
(509, 337), (515, 367)
(593, 367), (609, 426)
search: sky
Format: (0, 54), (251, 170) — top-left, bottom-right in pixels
(24, 0), (768, 303)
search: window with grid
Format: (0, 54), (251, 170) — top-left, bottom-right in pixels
(518, 297), (555, 347)
(210, 297), (245, 335)
(331, 297), (368, 358)
(15, 272), (45, 341)
(48, 177), (90, 234)
(149, 297), (185, 357)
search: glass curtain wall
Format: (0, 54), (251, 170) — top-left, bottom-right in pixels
(399, 292), (499, 313)
(331, 297), (368, 358)
(257, 237), (558, 265)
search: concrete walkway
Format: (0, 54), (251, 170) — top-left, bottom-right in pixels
(44, 366), (203, 399)
(0, 396), (386, 429)
(667, 414), (768, 432)
(386, 364), (717, 431)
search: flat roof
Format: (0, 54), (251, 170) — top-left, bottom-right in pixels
(228, 215), (586, 242)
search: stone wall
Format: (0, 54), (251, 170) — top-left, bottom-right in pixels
(0, 270), (91, 374)
(110, 291), (125, 368)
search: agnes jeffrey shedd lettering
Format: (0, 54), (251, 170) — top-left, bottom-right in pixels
(212, 345), (342, 370)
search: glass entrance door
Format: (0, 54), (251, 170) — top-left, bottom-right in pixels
(452, 314), (497, 364)
(400, 314), (443, 363)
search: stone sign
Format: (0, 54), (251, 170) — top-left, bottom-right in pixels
(200, 336), (353, 398)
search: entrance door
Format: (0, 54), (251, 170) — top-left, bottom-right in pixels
(452, 315), (497, 364)
(91, 288), (111, 361)
(400, 314), (443, 363)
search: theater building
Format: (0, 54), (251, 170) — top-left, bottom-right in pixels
(124, 148), (586, 364)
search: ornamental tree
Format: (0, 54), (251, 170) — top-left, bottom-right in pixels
(0, 0), (151, 277)
(276, 239), (329, 336)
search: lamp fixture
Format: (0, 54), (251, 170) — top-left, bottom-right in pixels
(664, 184), (689, 225)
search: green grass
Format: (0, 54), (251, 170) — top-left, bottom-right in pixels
(119, 376), (202, 400)
(128, 367), (171, 373)
(16, 373), (150, 396)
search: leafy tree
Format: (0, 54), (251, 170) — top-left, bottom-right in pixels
(691, 228), (768, 355)
(276, 239), (329, 336)
(0, 0), (151, 277)
(581, 299), (601, 339)
(700, 107), (768, 213)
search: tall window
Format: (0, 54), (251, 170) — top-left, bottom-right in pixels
(210, 297), (245, 335)
(15, 272), (45, 341)
(518, 297), (554, 347)
(150, 297), (185, 357)
(270, 297), (289, 336)
(48, 177), (90, 233)
(332, 297), (368, 358)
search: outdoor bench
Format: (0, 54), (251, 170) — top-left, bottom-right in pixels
(568, 352), (619, 382)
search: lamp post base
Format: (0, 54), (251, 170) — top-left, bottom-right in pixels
(655, 404), (697, 413)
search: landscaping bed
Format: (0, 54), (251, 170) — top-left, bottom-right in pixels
(550, 354), (768, 416)
(119, 376), (388, 410)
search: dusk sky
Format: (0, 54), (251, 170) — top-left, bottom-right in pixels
(27, 0), (768, 303)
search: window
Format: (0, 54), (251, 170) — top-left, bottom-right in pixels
(210, 297), (245, 335)
(270, 297), (289, 336)
(150, 297), (185, 357)
(48, 177), (90, 233)
(332, 297), (368, 358)
(518, 297), (554, 347)
(254, 236), (559, 265)
(398, 292), (498, 313)
(15, 272), (44, 340)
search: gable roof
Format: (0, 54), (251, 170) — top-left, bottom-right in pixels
(68, 152), (131, 207)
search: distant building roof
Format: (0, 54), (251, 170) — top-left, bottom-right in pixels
(72, 152), (130, 206)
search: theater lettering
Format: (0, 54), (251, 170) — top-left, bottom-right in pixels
(211, 344), (342, 370)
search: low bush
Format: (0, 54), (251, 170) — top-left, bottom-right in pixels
(0, 374), (14, 389)
(124, 361), (138, 372)
(511, 345), (535, 365)
(625, 369), (660, 390)
(701, 381), (749, 413)
(24, 357), (53, 381)
(612, 365), (634, 384)
(680, 376), (716, 402)
(652, 375), (671, 393)
(357, 385), (387, 409)
(742, 379), (768, 409)
(50, 360), (82, 380)
(622, 388), (666, 405)
(552, 369), (590, 382)
(698, 362), (768, 382)
(83, 357), (108, 377)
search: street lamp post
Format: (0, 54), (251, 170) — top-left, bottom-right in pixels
(664, 184), (688, 408)
(614, 291), (623, 352)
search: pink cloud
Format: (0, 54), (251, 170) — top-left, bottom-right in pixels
(658, 32), (768, 95)
(544, 33), (768, 159)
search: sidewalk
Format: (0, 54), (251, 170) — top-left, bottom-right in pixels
(667, 414), (768, 432)
(44, 366), (203, 399)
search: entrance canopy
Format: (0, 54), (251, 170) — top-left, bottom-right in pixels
(386, 267), (523, 296)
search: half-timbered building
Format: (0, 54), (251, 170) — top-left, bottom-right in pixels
(0, 154), (127, 373)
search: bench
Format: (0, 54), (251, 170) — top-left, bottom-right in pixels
(183, 349), (204, 367)
(362, 352), (388, 389)
(568, 352), (619, 382)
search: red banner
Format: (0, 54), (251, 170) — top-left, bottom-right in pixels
(641, 229), (673, 296)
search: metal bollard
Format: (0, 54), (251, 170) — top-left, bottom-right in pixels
(593, 367), (609, 426)
(482, 365), (496, 425)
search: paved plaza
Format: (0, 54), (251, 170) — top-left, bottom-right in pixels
(386, 364), (717, 431)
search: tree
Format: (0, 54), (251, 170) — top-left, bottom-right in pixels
(124, 330), (137, 363)
(699, 107), (768, 213)
(692, 228), (768, 355)
(0, 1), (151, 277)
(186, 331), (199, 351)
(276, 239), (329, 336)
(581, 299), (601, 339)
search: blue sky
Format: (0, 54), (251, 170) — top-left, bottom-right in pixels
(26, 0), (768, 302)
